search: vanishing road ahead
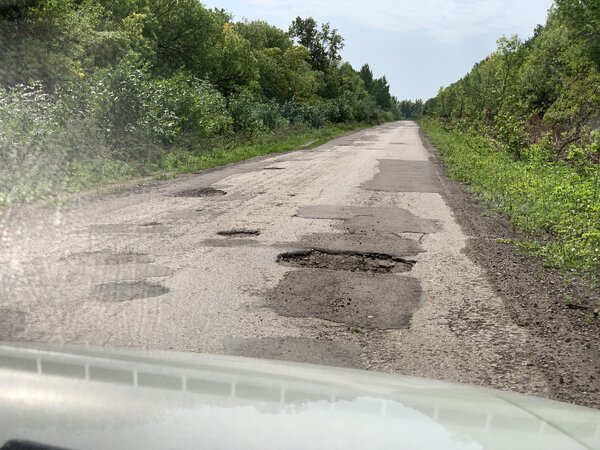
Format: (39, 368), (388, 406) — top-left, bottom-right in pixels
(0, 121), (550, 396)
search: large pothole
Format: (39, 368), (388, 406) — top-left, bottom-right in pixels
(173, 187), (226, 197)
(277, 249), (414, 273)
(92, 281), (169, 302)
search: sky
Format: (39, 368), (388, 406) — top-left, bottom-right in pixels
(200, 0), (554, 100)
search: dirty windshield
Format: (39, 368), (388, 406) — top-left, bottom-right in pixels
(0, 0), (599, 414)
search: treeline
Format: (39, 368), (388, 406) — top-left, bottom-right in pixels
(424, 0), (600, 165)
(0, 0), (402, 203)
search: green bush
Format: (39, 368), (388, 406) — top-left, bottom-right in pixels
(421, 117), (600, 278)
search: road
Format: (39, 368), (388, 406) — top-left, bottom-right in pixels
(0, 121), (550, 395)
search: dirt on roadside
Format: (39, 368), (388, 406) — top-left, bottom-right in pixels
(421, 129), (600, 409)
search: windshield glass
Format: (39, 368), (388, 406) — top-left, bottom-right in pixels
(1, 0), (599, 421)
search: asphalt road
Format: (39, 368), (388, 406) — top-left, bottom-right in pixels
(0, 121), (550, 396)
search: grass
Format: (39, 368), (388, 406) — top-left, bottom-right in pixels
(420, 117), (600, 280)
(0, 122), (369, 209)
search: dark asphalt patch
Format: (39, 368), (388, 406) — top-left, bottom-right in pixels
(297, 232), (423, 257)
(277, 249), (414, 274)
(65, 251), (152, 265)
(266, 269), (423, 330)
(172, 187), (226, 197)
(297, 205), (439, 234)
(0, 308), (25, 340)
(223, 336), (362, 368)
(217, 229), (261, 237)
(92, 281), (169, 302)
(362, 160), (441, 193)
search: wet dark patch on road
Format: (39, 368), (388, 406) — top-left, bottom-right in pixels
(65, 251), (152, 265)
(0, 308), (25, 340)
(92, 281), (169, 302)
(297, 205), (439, 234)
(277, 249), (414, 274)
(217, 229), (261, 237)
(223, 336), (361, 368)
(296, 232), (423, 257)
(266, 269), (423, 330)
(172, 187), (226, 197)
(362, 160), (441, 193)
(201, 238), (259, 248)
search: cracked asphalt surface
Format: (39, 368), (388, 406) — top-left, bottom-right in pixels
(1, 121), (597, 406)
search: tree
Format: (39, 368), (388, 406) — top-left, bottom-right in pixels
(556, 0), (600, 67)
(288, 17), (344, 72)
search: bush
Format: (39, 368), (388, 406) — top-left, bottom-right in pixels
(421, 117), (600, 278)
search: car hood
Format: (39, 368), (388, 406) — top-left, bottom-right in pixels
(0, 342), (598, 450)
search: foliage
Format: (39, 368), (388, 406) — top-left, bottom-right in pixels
(421, 118), (600, 278)
(426, 5), (600, 164)
(0, 1), (400, 205)
(421, 1), (600, 279)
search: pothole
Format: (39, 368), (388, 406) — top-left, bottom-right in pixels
(140, 221), (162, 227)
(173, 187), (226, 197)
(92, 281), (169, 302)
(263, 167), (285, 170)
(277, 249), (414, 273)
(217, 229), (261, 237)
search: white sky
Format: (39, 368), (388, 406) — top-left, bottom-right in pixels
(202, 0), (554, 99)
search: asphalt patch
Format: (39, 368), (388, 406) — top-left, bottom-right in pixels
(92, 281), (169, 302)
(362, 160), (441, 193)
(277, 249), (414, 274)
(0, 308), (25, 340)
(172, 187), (226, 197)
(266, 269), (423, 329)
(297, 205), (439, 234)
(223, 336), (361, 368)
(217, 229), (261, 237)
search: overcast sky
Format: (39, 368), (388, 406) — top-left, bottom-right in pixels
(201, 0), (554, 100)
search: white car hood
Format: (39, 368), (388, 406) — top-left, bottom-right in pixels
(0, 342), (598, 450)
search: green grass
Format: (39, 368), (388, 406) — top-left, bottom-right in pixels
(0, 122), (368, 209)
(420, 117), (600, 279)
